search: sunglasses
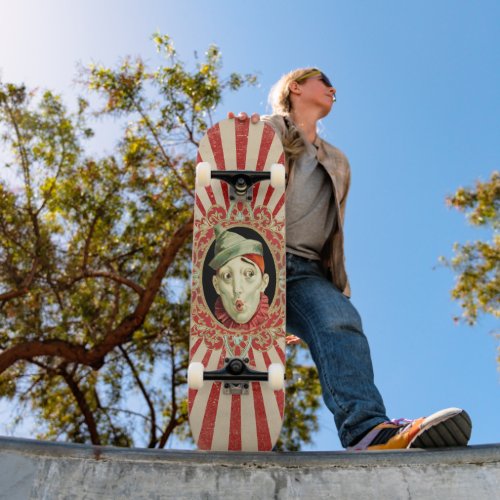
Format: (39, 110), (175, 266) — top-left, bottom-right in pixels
(296, 69), (334, 89)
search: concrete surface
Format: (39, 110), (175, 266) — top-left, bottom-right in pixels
(0, 436), (499, 499)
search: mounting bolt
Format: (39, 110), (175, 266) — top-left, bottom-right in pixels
(228, 359), (244, 375)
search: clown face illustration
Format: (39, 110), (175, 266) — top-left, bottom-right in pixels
(207, 225), (273, 328)
(212, 255), (270, 324)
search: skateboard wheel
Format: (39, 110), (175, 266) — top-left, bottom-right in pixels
(196, 162), (212, 188)
(268, 363), (285, 391)
(270, 163), (285, 188)
(188, 362), (204, 390)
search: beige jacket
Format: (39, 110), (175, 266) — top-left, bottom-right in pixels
(263, 114), (352, 297)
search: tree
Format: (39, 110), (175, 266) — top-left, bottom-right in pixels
(443, 171), (499, 338)
(0, 34), (322, 449)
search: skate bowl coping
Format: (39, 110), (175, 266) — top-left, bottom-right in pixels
(1, 436), (499, 499)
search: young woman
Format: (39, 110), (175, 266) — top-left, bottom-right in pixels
(228, 68), (472, 450)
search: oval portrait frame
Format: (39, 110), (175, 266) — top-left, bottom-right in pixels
(201, 225), (277, 331)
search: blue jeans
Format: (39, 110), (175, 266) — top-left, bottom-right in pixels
(286, 253), (388, 448)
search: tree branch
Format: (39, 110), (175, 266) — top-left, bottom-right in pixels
(130, 94), (194, 197)
(159, 331), (181, 448)
(119, 345), (157, 447)
(82, 189), (119, 270)
(35, 143), (68, 217)
(83, 269), (145, 296)
(58, 366), (101, 445)
(0, 217), (32, 256)
(0, 257), (39, 302)
(0, 216), (193, 374)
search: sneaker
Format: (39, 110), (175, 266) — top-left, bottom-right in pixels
(348, 407), (472, 451)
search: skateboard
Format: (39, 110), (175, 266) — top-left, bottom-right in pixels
(188, 118), (286, 451)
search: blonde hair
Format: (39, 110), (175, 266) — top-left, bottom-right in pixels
(268, 68), (319, 170)
(268, 67), (318, 115)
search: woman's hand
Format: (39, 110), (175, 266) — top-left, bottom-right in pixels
(227, 111), (260, 123)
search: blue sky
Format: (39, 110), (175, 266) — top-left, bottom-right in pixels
(0, 0), (498, 450)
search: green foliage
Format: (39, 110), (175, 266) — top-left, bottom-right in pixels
(0, 34), (322, 450)
(442, 171), (499, 328)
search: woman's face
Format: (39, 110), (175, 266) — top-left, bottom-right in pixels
(293, 74), (336, 117)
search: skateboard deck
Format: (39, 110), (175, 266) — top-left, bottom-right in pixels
(188, 118), (286, 451)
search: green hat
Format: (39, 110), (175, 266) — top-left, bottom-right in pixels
(208, 225), (263, 271)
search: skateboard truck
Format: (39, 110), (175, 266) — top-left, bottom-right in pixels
(195, 163), (286, 203)
(214, 357), (266, 395)
(211, 171), (271, 202)
(188, 358), (285, 394)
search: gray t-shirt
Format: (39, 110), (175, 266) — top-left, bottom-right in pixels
(286, 141), (337, 260)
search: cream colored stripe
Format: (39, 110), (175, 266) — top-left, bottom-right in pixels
(267, 186), (285, 220)
(254, 350), (284, 445)
(198, 133), (216, 166)
(189, 388), (209, 443)
(194, 188), (211, 219)
(210, 391), (231, 451)
(252, 178), (285, 221)
(267, 133), (285, 166)
(240, 382), (258, 451)
(219, 119), (236, 169)
(210, 173), (228, 208)
(253, 183), (267, 208)
(198, 130), (212, 159)
(262, 384), (283, 446)
(189, 348), (220, 441)
(195, 138), (219, 210)
(255, 168), (273, 208)
(267, 345), (285, 364)
(207, 119), (235, 209)
(253, 133), (285, 210)
(191, 341), (208, 363)
(197, 130), (226, 209)
(193, 199), (202, 220)
(252, 348), (267, 371)
(194, 149), (213, 216)
(245, 121), (264, 170)
(206, 347), (222, 371)
(211, 185), (227, 210)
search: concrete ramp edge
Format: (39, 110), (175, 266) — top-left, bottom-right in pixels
(1, 436), (499, 499)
